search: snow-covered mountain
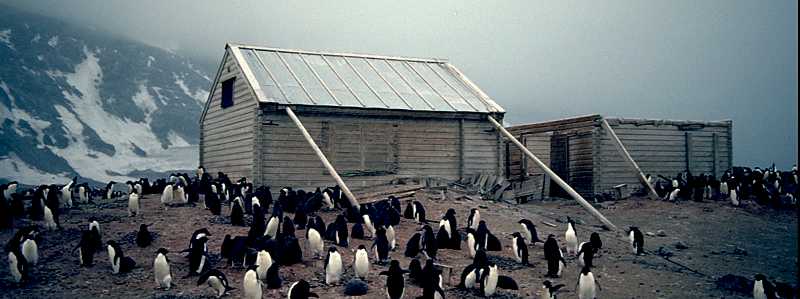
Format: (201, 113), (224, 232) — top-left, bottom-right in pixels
(0, 5), (211, 185)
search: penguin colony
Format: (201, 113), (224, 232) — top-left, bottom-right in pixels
(0, 164), (797, 298)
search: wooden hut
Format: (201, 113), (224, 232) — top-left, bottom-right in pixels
(505, 114), (733, 199)
(199, 44), (505, 192)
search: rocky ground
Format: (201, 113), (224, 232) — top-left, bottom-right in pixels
(0, 188), (796, 298)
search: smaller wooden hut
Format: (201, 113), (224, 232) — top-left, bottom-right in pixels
(505, 114), (733, 199)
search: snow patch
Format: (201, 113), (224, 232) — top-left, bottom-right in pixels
(0, 29), (14, 50)
(47, 35), (58, 47)
(147, 55), (155, 67)
(0, 81), (52, 144)
(131, 83), (157, 122)
(0, 153), (68, 185)
(36, 55), (43, 61)
(31, 33), (41, 43)
(174, 74), (208, 106)
(43, 47), (198, 183)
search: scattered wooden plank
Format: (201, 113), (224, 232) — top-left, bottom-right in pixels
(542, 221), (558, 227)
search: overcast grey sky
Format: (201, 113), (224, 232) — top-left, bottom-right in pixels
(4, 0), (797, 167)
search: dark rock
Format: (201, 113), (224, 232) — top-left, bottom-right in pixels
(675, 241), (689, 250)
(715, 274), (752, 294)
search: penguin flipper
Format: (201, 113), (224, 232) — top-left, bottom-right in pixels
(497, 275), (518, 290)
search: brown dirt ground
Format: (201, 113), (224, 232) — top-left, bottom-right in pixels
(0, 190), (796, 298)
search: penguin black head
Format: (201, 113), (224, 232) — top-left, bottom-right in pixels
(754, 274), (766, 281)
(547, 234), (556, 239)
(139, 224), (149, 230)
(543, 280), (553, 287)
(328, 246), (338, 253)
(195, 228), (212, 237)
(580, 265), (592, 275)
(357, 244), (367, 250)
(246, 264), (259, 271)
(107, 240), (118, 247)
(156, 248), (169, 255)
(511, 232), (522, 239)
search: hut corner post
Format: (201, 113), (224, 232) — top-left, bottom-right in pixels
(600, 118), (660, 200)
(487, 116), (619, 232)
(285, 107), (360, 208)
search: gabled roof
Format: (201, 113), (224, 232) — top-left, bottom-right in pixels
(227, 43), (504, 113)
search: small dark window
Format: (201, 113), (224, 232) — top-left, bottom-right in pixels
(221, 77), (235, 108)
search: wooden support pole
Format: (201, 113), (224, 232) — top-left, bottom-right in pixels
(600, 119), (660, 200)
(487, 116), (618, 232)
(285, 107), (360, 208)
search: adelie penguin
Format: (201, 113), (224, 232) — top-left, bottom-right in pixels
(265, 263), (282, 290)
(287, 279), (319, 299)
(628, 226), (644, 255)
(153, 248), (174, 290)
(511, 232), (529, 265)
(324, 246), (343, 285)
(198, 269), (235, 298)
(243, 264), (262, 299)
(136, 224), (153, 247)
(412, 201), (426, 223)
(306, 227), (324, 259)
(106, 240), (136, 274)
(467, 208), (481, 230)
(76, 230), (99, 267)
(230, 196), (245, 226)
(544, 234), (566, 278)
(7, 249), (27, 284)
(379, 260), (409, 299)
(519, 218), (543, 245)
(589, 232), (602, 255)
(186, 236), (210, 277)
(256, 249), (273, 282)
(420, 225), (438, 260)
(354, 244), (370, 280)
(480, 263), (519, 297)
(372, 226), (391, 264)
(577, 265), (601, 299)
(419, 259), (445, 299)
(565, 217), (578, 255)
(753, 274), (777, 299)
(540, 280), (565, 299)
(128, 189), (140, 217)
(577, 242), (594, 268)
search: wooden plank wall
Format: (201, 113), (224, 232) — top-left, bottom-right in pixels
(200, 50), (257, 182)
(594, 118), (732, 194)
(504, 133), (550, 181)
(505, 115), (600, 198)
(255, 110), (501, 191)
(462, 120), (501, 177)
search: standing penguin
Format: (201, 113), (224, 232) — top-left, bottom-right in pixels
(256, 250), (273, 282)
(128, 190), (140, 217)
(565, 217), (578, 255)
(544, 234), (566, 278)
(76, 230), (98, 267)
(385, 225), (397, 251)
(287, 279), (319, 299)
(577, 265), (600, 299)
(324, 246), (343, 285)
(379, 260), (408, 299)
(730, 187), (740, 207)
(540, 280), (565, 299)
(467, 208), (481, 230)
(420, 225), (438, 260)
(480, 263), (519, 296)
(589, 232), (602, 255)
(153, 248), (173, 290)
(136, 224), (153, 247)
(43, 205), (58, 230)
(412, 201), (427, 223)
(230, 196), (245, 226)
(628, 227), (644, 255)
(265, 263), (282, 290)
(405, 232), (422, 258)
(265, 215), (281, 238)
(243, 265), (263, 299)
(577, 242), (594, 268)
(307, 227), (324, 259)
(7, 250), (27, 284)
(160, 183), (174, 209)
(198, 269), (235, 298)
(519, 219), (543, 245)
(372, 226), (391, 264)
(104, 181), (116, 199)
(187, 236), (210, 276)
(753, 274), (777, 299)
(20, 230), (38, 266)
(511, 232), (529, 265)
(354, 244), (370, 280)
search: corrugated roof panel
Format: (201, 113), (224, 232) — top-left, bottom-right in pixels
(232, 44), (502, 113)
(240, 49), (287, 103)
(301, 54), (363, 107)
(325, 56), (386, 108)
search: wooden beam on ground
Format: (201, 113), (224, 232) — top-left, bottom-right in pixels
(600, 119), (660, 200)
(285, 107), (359, 207)
(487, 115), (619, 232)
